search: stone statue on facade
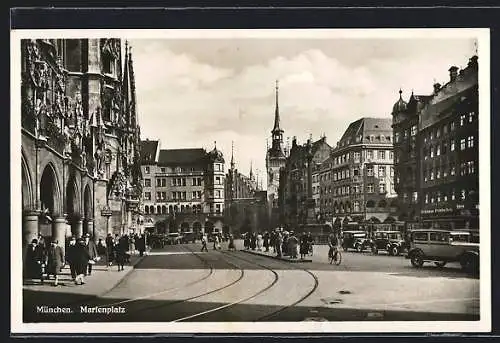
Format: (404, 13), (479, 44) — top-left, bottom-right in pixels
(94, 142), (105, 177)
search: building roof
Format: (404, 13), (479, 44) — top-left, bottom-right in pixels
(158, 148), (207, 166)
(337, 117), (392, 148)
(140, 140), (159, 164)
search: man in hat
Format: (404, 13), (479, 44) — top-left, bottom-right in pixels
(46, 239), (64, 286)
(66, 236), (78, 280)
(25, 238), (45, 284)
(84, 233), (98, 275)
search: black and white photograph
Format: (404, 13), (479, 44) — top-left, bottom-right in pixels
(11, 28), (490, 334)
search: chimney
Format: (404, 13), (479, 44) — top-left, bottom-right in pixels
(433, 83), (441, 95)
(449, 66), (459, 82)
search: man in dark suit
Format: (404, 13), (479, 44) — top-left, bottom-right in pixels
(66, 236), (78, 280)
(46, 239), (64, 286)
(25, 238), (45, 284)
(84, 233), (98, 275)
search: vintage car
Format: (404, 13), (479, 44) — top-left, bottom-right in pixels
(166, 232), (182, 245)
(370, 231), (406, 256)
(341, 230), (370, 252)
(181, 231), (197, 243)
(406, 229), (479, 274)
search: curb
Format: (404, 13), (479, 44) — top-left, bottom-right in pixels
(241, 249), (312, 263)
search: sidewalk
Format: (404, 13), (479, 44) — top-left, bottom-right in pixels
(23, 253), (145, 304)
(241, 248), (312, 263)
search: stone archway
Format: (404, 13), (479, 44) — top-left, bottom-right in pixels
(66, 177), (82, 238)
(193, 221), (202, 235)
(39, 163), (64, 248)
(205, 221), (214, 234)
(83, 184), (93, 237)
(21, 154), (33, 211)
(180, 222), (190, 233)
(22, 154), (37, 257)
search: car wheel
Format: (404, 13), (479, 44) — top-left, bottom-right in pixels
(434, 261), (447, 268)
(411, 251), (424, 268)
(372, 247), (378, 255)
(343, 245), (348, 252)
(391, 246), (400, 256)
(356, 244), (362, 253)
(460, 254), (479, 275)
(386, 244), (393, 256)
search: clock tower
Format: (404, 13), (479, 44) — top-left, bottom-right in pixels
(266, 80), (286, 228)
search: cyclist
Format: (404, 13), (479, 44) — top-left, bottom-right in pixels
(328, 231), (339, 259)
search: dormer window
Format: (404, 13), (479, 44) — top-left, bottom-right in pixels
(380, 135), (386, 142)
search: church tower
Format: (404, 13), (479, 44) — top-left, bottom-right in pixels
(266, 80), (286, 228)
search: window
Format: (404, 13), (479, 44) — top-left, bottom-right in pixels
(366, 151), (373, 160)
(413, 232), (428, 241)
(215, 204), (222, 214)
(451, 190), (456, 200)
(352, 185), (359, 193)
(430, 146), (434, 158)
(469, 111), (475, 123)
(378, 150), (385, 159)
(436, 145), (441, 156)
(216, 176), (221, 185)
(172, 192), (177, 200)
(443, 193), (448, 202)
(346, 169), (350, 178)
(216, 190), (221, 198)
(367, 184), (374, 193)
(411, 125), (417, 136)
(430, 131), (434, 140)
(161, 167), (166, 173)
(389, 151), (394, 160)
(412, 191), (418, 203)
(451, 164), (456, 176)
(443, 164), (448, 177)
(369, 135), (375, 142)
(390, 166), (394, 177)
(379, 166), (386, 178)
(182, 192), (187, 200)
(353, 168), (360, 177)
(144, 192), (151, 200)
(424, 169), (428, 182)
(460, 162), (467, 176)
(451, 140), (455, 151)
(215, 164), (221, 171)
(354, 152), (361, 162)
(395, 132), (400, 143)
(144, 179), (151, 187)
(156, 178), (161, 187)
(468, 161), (475, 174)
(144, 166), (150, 174)
(460, 138), (466, 150)
(436, 128), (441, 138)
(353, 201), (360, 212)
(443, 124), (448, 134)
(450, 121), (455, 131)
(442, 142), (448, 154)
(436, 168), (441, 179)
(460, 114), (466, 126)
(430, 231), (449, 242)
(379, 183), (386, 193)
(366, 166), (374, 176)
(430, 169), (434, 180)
(182, 178), (187, 186)
(467, 136), (475, 148)
(333, 172), (337, 181)
(425, 193), (429, 204)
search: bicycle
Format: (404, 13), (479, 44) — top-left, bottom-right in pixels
(328, 246), (342, 265)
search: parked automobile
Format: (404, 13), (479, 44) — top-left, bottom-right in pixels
(149, 233), (168, 249)
(181, 231), (197, 243)
(371, 231), (406, 256)
(166, 232), (182, 245)
(341, 230), (370, 252)
(406, 229), (479, 274)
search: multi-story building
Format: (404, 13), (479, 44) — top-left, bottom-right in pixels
(280, 136), (331, 228)
(393, 55), (479, 235)
(391, 89), (432, 230)
(319, 118), (398, 230)
(266, 81), (287, 229)
(140, 140), (226, 234)
(312, 163), (321, 220)
(21, 39), (142, 259)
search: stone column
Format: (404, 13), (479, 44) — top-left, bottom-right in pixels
(106, 216), (112, 235)
(72, 219), (83, 238)
(23, 212), (39, 267)
(52, 217), (67, 257)
(85, 218), (95, 240)
(23, 211), (39, 247)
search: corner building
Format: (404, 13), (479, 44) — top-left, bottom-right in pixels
(140, 140), (226, 235)
(21, 39), (142, 260)
(319, 118), (398, 230)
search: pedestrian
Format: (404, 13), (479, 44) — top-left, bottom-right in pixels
(136, 233), (146, 257)
(115, 236), (127, 271)
(84, 233), (98, 276)
(250, 233), (257, 250)
(45, 239), (64, 286)
(213, 234), (220, 250)
(25, 238), (45, 284)
(129, 233), (136, 255)
(228, 234), (235, 251)
(105, 233), (114, 266)
(288, 232), (299, 259)
(276, 230), (283, 258)
(263, 231), (270, 252)
(282, 231), (289, 256)
(270, 231), (276, 254)
(256, 232), (263, 251)
(66, 236), (78, 281)
(201, 233), (208, 252)
(74, 238), (90, 285)
(97, 238), (106, 256)
(307, 232), (314, 256)
(244, 233), (250, 250)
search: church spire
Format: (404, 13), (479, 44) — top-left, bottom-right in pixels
(272, 80), (282, 133)
(250, 160), (254, 180)
(230, 141), (235, 170)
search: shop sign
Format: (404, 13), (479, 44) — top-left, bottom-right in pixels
(100, 206), (113, 217)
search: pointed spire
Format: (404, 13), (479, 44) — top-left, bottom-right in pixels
(230, 141), (235, 169)
(250, 160), (254, 180)
(272, 80), (282, 133)
(399, 88), (403, 99)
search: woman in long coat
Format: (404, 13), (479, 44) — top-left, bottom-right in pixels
(115, 236), (127, 271)
(299, 232), (309, 259)
(74, 238), (91, 285)
(228, 234), (235, 251)
(46, 239), (65, 286)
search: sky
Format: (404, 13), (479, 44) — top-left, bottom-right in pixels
(129, 35), (476, 189)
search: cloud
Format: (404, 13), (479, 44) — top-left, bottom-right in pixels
(131, 39), (476, 188)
